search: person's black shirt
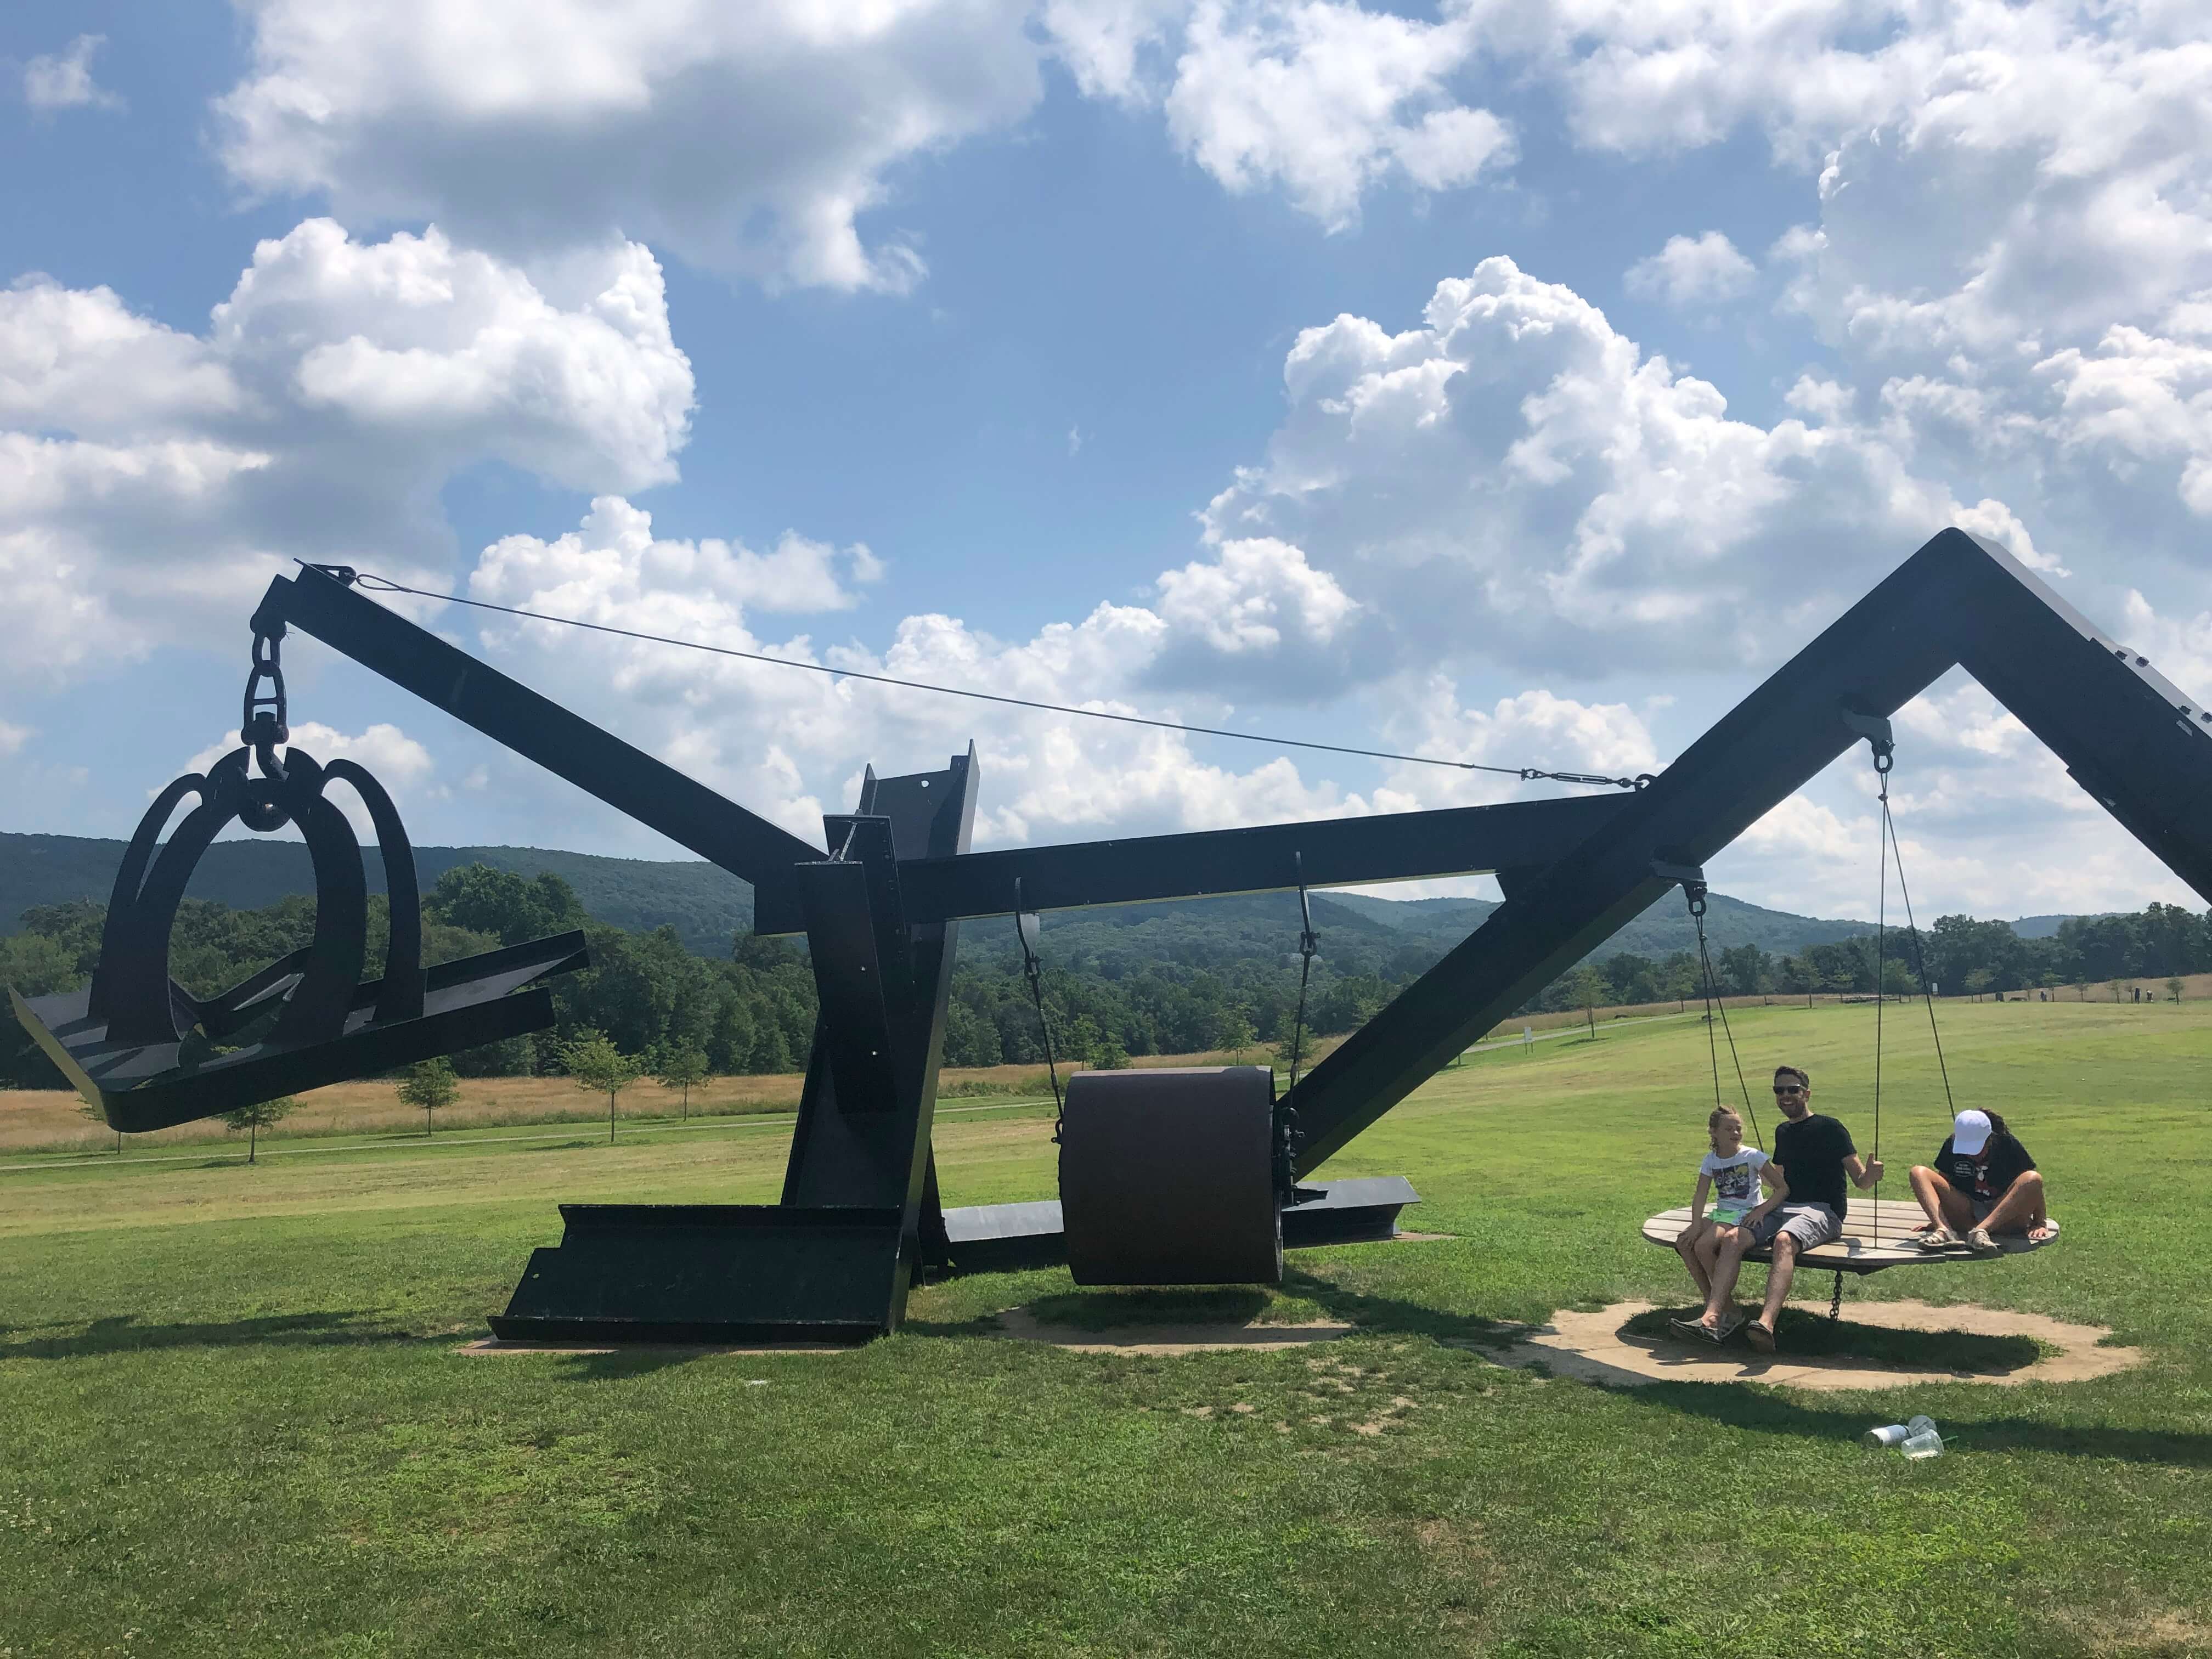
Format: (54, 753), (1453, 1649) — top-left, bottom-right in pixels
(1936, 1132), (2035, 1205)
(1774, 1113), (1857, 1217)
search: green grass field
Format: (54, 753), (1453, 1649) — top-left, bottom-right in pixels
(3, 997), (2209, 1657)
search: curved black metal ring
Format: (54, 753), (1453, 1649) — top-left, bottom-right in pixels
(323, 759), (425, 1024)
(88, 747), (373, 1053)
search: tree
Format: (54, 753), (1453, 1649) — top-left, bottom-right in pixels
(1215, 1005), (1256, 1061)
(655, 1045), (710, 1120)
(1562, 965), (1607, 1035)
(1962, 967), (1996, 1003)
(221, 1096), (295, 1164)
(2169, 977), (2186, 1005)
(397, 1057), (460, 1135)
(563, 1030), (644, 1143)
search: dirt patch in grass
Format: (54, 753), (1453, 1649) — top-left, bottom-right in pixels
(1482, 1299), (2146, 1391)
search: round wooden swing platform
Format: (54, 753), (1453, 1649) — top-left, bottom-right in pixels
(1641, 1198), (2059, 1276)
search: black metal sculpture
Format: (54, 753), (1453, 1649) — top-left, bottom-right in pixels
(8, 611), (588, 1133)
(11, 528), (2212, 1346)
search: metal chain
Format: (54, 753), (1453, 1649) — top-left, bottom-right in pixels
(241, 625), (290, 778)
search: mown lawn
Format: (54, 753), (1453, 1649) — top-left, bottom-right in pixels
(2, 997), (2208, 1657)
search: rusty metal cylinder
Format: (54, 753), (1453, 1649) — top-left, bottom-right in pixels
(1058, 1065), (1283, 1286)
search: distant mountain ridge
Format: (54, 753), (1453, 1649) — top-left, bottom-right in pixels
(1, 832), (754, 958)
(2, 828), (1961, 967)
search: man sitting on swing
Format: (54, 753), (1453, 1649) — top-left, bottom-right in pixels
(1698, 1064), (1882, 1351)
(1909, 1109), (2056, 1253)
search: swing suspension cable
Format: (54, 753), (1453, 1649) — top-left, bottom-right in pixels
(1880, 788), (1959, 1120)
(1872, 746), (1888, 1246)
(1687, 883), (1763, 1151)
(328, 567), (1654, 789)
(1012, 880), (1065, 1142)
(1285, 853), (1321, 1095)
(1863, 732), (1963, 1250)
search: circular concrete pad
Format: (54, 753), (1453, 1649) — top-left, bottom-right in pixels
(1485, 1300), (2143, 1391)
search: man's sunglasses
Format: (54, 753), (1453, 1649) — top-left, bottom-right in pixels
(1773, 1084), (1806, 1096)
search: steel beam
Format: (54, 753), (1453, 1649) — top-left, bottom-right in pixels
(262, 567), (821, 934)
(1283, 528), (2212, 1176)
(891, 794), (1629, 922)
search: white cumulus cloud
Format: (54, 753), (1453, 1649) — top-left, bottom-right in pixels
(217, 0), (1043, 293)
(22, 35), (123, 115)
(0, 221), (693, 684)
(1201, 254), (2034, 678)
(1624, 231), (1756, 308)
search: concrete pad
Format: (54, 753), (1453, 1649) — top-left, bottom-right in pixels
(988, 1306), (1359, 1354)
(1473, 1299), (2144, 1392)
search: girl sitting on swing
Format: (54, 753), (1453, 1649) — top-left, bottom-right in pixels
(1670, 1105), (1785, 1338)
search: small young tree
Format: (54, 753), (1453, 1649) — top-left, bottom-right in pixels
(2168, 976), (2185, 1005)
(1216, 1006), (1256, 1063)
(654, 1046), (710, 1120)
(221, 1096), (295, 1164)
(1563, 964), (1607, 1036)
(397, 1057), (460, 1136)
(564, 1031), (644, 1143)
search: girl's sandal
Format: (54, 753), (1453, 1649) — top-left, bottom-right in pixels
(1916, 1224), (1963, 1251)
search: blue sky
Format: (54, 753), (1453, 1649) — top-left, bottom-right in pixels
(3, 2), (2209, 922)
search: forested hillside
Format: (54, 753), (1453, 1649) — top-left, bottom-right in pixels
(5, 853), (2205, 1095)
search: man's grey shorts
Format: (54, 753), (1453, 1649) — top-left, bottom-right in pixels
(1749, 1202), (1842, 1252)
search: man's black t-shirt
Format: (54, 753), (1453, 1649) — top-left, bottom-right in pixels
(1936, 1132), (2034, 1205)
(1774, 1113), (1857, 1217)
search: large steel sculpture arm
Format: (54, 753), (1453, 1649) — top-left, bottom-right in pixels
(1280, 529), (2212, 1175)
(264, 568), (826, 934)
(258, 566), (1639, 927)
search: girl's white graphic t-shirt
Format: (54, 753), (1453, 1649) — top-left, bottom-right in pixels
(1699, 1147), (1770, 1221)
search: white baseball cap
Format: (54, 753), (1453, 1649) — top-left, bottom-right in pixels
(1952, 1109), (1994, 1155)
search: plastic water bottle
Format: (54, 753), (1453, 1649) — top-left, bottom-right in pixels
(1862, 1423), (1910, 1448)
(1906, 1415), (1936, 1435)
(1900, 1426), (1944, 1459)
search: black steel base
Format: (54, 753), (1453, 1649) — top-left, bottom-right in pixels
(940, 1175), (1421, 1275)
(488, 1203), (907, 1347)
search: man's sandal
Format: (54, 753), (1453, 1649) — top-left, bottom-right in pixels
(1916, 1224), (1963, 1251)
(1745, 1321), (1776, 1353)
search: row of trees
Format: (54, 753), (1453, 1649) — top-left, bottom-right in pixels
(7, 865), (2208, 1101)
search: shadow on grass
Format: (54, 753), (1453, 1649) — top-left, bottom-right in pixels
(1166, 1272), (2212, 1469)
(1014, 1287), (1274, 1331)
(1617, 1306), (2049, 1373)
(1641, 1384), (2212, 1467)
(0, 1310), (416, 1361)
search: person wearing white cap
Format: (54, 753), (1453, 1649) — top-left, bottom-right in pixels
(1909, 1109), (2055, 1255)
